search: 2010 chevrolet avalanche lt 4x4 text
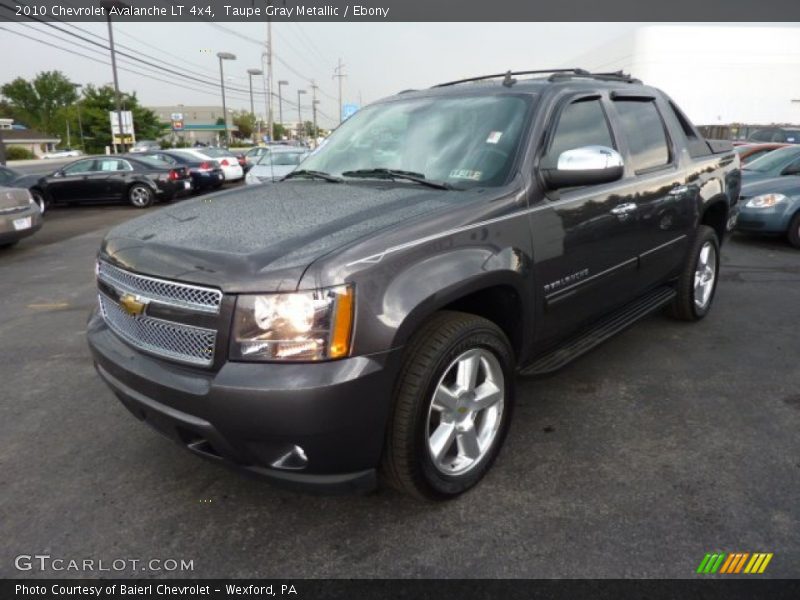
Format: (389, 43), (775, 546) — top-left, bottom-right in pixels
(88, 69), (741, 500)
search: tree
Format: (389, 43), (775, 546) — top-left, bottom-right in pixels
(1, 71), (77, 134)
(73, 84), (161, 154)
(231, 110), (256, 140)
(272, 123), (288, 141)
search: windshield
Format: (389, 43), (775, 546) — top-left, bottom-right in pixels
(300, 94), (531, 188)
(257, 151), (306, 166)
(744, 146), (800, 172)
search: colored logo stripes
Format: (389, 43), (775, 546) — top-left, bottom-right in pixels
(697, 552), (773, 574)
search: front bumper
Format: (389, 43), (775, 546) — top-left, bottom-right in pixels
(87, 309), (402, 493)
(735, 202), (794, 233)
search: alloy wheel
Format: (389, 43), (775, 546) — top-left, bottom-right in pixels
(693, 241), (717, 309)
(426, 348), (505, 476)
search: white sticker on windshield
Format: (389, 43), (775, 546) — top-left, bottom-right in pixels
(788, 137), (796, 142)
(486, 131), (503, 144)
(449, 169), (482, 181)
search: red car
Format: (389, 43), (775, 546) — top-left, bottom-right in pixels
(734, 143), (789, 165)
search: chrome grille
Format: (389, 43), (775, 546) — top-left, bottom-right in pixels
(98, 294), (216, 366)
(97, 260), (222, 314)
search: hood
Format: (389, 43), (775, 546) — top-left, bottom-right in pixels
(101, 180), (458, 292)
(8, 174), (43, 189)
(740, 175), (800, 199)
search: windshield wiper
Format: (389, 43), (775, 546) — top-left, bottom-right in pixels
(283, 169), (343, 183)
(341, 168), (454, 190)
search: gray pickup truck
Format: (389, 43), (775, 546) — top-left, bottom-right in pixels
(87, 69), (740, 500)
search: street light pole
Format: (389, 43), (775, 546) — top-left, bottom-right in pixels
(297, 89), (306, 141)
(278, 80), (288, 130)
(100, 0), (127, 153)
(247, 68), (263, 119)
(73, 83), (85, 151)
(216, 52), (236, 146)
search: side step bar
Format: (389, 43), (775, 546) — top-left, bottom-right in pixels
(519, 286), (676, 377)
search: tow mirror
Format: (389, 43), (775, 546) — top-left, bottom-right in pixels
(543, 145), (624, 189)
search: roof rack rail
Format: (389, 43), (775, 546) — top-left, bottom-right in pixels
(548, 70), (641, 84)
(432, 69), (640, 88)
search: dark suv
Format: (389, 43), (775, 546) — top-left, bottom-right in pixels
(87, 69), (741, 500)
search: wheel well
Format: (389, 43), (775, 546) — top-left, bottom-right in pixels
(440, 285), (523, 359)
(701, 200), (728, 245)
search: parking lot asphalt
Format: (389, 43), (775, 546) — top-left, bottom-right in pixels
(1, 205), (798, 579)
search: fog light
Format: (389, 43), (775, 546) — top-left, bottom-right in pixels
(271, 445), (308, 470)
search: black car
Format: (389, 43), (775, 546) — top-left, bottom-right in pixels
(747, 127), (800, 144)
(88, 69), (741, 500)
(14, 155), (192, 211)
(130, 150), (225, 192)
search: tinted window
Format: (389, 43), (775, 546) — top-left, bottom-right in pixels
(0, 166), (17, 184)
(745, 146), (800, 173)
(548, 99), (614, 160)
(749, 129), (774, 142)
(614, 100), (670, 172)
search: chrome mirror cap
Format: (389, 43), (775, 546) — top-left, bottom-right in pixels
(557, 145), (624, 171)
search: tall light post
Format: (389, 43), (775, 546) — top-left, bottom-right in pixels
(100, 0), (127, 152)
(247, 68), (262, 140)
(277, 80), (288, 128)
(297, 89), (306, 141)
(246, 68), (262, 119)
(216, 52), (236, 146)
(72, 83), (85, 151)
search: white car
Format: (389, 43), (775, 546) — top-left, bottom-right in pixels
(41, 148), (83, 159)
(172, 148), (244, 181)
(245, 147), (308, 185)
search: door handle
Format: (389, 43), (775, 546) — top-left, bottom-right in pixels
(610, 202), (637, 215)
(668, 185), (689, 196)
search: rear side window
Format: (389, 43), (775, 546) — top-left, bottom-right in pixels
(548, 98), (615, 160)
(614, 100), (670, 173)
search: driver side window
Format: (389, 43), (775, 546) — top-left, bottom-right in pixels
(547, 98), (615, 161)
(63, 160), (95, 174)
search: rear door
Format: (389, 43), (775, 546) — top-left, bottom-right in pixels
(607, 94), (694, 290)
(91, 158), (135, 200)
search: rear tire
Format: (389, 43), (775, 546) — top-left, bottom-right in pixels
(667, 225), (720, 321)
(128, 184), (153, 208)
(787, 212), (800, 248)
(381, 311), (515, 500)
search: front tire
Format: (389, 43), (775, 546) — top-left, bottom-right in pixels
(787, 212), (800, 248)
(382, 311), (515, 500)
(31, 190), (47, 215)
(667, 225), (720, 321)
(128, 184), (153, 208)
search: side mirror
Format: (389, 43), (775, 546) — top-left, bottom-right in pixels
(543, 145), (624, 189)
(52, 170), (64, 178)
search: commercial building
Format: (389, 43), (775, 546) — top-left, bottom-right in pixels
(148, 106), (239, 145)
(0, 118), (60, 157)
(566, 25), (800, 135)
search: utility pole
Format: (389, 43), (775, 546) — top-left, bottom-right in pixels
(73, 83), (85, 151)
(297, 89), (306, 141)
(265, 20), (274, 142)
(333, 58), (346, 123)
(100, 0), (127, 153)
(310, 80), (319, 142)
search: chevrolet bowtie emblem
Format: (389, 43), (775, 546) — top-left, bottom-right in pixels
(119, 293), (147, 317)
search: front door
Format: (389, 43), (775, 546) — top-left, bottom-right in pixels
(45, 159), (97, 203)
(530, 94), (642, 344)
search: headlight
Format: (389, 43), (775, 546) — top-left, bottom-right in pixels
(231, 285), (354, 361)
(744, 193), (787, 208)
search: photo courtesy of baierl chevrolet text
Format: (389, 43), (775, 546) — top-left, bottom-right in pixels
(0, 0), (798, 598)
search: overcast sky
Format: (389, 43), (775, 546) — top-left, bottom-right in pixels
(0, 21), (791, 128)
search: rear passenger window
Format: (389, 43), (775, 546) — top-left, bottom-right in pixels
(548, 98), (615, 160)
(614, 100), (671, 173)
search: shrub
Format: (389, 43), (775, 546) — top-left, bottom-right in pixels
(6, 146), (36, 160)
